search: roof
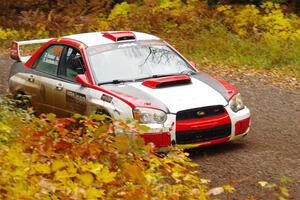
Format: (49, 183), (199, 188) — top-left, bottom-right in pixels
(63, 31), (161, 47)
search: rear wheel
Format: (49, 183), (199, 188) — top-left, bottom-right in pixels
(14, 93), (32, 110)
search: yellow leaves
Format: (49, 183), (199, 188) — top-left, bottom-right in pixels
(171, 171), (184, 183)
(54, 163), (78, 183)
(78, 173), (94, 186)
(0, 28), (20, 41)
(279, 186), (289, 197)
(223, 184), (235, 193)
(96, 166), (117, 183)
(86, 187), (105, 199)
(55, 170), (72, 181)
(7, 146), (26, 168)
(217, 2), (300, 41)
(279, 176), (292, 183)
(200, 178), (211, 184)
(80, 161), (116, 183)
(0, 133), (8, 141)
(33, 163), (51, 174)
(0, 121), (12, 142)
(216, 5), (232, 12)
(86, 162), (104, 175)
(258, 180), (276, 188)
(52, 160), (68, 171)
(0, 99), (212, 199)
(109, 2), (131, 20)
(0, 122), (11, 133)
(258, 180), (268, 187)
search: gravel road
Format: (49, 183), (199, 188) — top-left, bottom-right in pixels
(1, 54), (299, 199)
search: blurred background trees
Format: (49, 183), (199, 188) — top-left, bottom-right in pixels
(0, 0), (299, 74)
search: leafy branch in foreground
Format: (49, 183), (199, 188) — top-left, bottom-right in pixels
(0, 99), (208, 199)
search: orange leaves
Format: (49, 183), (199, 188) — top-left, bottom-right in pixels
(114, 135), (130, 152)
(0, 99), (209, 199)
(123, 163), (145, 184)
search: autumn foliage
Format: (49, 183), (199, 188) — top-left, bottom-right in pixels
(0, 0), (299, 76)
(0, 98), (209, 199)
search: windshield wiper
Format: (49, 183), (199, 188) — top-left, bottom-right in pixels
(98, 79), (134, 85)
(135, 73), (180, 81)
(99, 71), (197, 85)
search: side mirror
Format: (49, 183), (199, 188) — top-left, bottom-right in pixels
(75, 74), (89, 87)
(190, 61), (197, 68)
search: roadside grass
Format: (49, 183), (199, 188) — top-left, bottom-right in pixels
(166, 24), (300, 78)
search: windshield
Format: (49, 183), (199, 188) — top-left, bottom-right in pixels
(87, 41), (195, 84)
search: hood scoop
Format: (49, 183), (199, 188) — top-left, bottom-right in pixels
(142, 75), (191, 89)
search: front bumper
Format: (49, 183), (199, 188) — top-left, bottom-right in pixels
(140, 105), (251, 148)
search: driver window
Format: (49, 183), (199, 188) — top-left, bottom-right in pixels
(59, 47), (85, 81)
(35, 45), (63, 75)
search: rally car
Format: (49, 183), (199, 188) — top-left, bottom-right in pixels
(8, 31), (250, 148)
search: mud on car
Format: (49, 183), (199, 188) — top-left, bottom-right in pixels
(8, 31), (250, 148)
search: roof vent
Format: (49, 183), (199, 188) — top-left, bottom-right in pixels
(103, 31), (136, 42)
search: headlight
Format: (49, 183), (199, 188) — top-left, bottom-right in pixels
(133, 107), (167, 124)
(229, 93), (245, 112)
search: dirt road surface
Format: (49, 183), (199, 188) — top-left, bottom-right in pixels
(1, 54), (299, 199)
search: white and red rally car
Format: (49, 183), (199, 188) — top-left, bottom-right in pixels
(8, 31), (250, 148)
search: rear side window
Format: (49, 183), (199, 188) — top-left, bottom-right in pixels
(35, 45), (63, 75)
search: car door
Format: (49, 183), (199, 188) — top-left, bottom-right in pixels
(55, 46), (89, 115)
(32, 44), (67, 115)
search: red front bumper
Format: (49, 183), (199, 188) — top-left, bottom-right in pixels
(140, 112), (250, 148)
(140, 132), (171, 147)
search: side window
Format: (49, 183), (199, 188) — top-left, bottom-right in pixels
(59, 47), (86, 81)
(35, 45), (63, 75)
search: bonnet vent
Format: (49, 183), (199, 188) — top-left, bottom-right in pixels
(142, 75), (191, 89)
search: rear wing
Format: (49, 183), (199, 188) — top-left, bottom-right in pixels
(10, 38), (53, 62)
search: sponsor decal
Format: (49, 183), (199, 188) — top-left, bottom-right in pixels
(66, 90), (86, 113)
(43, 52), (60, 65)
(101, 94), (113, 103)
(117, 43), (137, 48)
(139, 40), (164, 46)
(87, 40), (165, 56)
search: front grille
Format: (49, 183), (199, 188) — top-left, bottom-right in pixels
(176, 124), (231, 144)
(176, 105), (225, 121)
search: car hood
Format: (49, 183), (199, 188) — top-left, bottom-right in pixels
(102, 76), (228, 113)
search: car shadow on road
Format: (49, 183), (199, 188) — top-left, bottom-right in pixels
(186, 141), (247, 159)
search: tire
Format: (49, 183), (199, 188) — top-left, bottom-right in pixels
(14, 93), (32, 110)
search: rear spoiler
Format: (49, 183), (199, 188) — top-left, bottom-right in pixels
(10, 38), (53, 62)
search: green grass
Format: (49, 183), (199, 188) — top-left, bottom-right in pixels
(167, 23), (300, 76)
